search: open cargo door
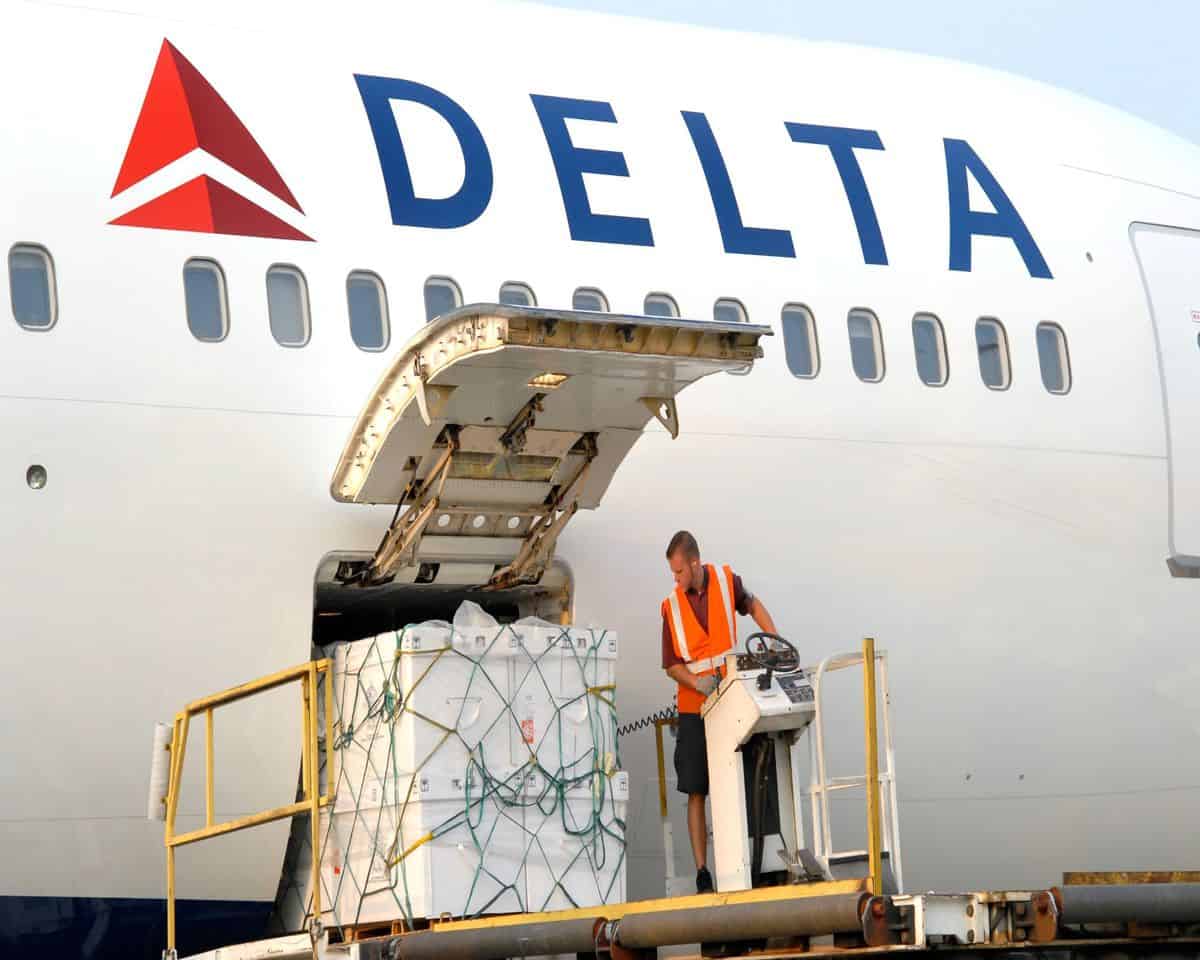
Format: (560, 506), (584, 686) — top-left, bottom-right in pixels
(331, 304), (771, 589)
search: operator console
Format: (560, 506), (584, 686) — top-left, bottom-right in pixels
(703, 633), (817, 893)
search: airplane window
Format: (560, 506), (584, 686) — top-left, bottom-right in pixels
(424, 276), (462, 323)
(182, 258), (228, 342)
(499, 282), (537, 307)
(848, 308), (884, 382)
(714, 298), (747, 324)
(266, 265), (311, 347)
(912, 313), (948, 386)
(9, 244), (56, 330)
(781, 304), (819, 378)
(573, 287), (609, 312)
(347, 271), (389, 352)
(975, 318), (1010, 390)
(644, 293), (680, 318)
(1036, 323), (1071, 394)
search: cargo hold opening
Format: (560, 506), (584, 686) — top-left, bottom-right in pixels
(314, 302), (767, 647)
(311, 551), (573, 648)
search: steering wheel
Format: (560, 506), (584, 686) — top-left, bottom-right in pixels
(744, 632), (801, 674)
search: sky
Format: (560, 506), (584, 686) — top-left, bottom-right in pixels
(535, 0), (1200, 145)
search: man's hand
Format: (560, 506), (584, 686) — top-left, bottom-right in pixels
(666, 665), (720, 698)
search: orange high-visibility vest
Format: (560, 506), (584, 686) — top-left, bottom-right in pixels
(662, 563), (738, 714)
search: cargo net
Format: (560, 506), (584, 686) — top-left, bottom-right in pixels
(273, 602), (626, 932)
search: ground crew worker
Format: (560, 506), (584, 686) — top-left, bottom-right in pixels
(661, 530), (779, 893)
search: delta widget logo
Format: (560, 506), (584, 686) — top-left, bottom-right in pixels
(109, 40), (312, 241)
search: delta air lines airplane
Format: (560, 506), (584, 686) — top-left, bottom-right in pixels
(2, 1), (1199, 956)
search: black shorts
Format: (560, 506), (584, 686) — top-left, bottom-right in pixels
(673, 713), (708, 796)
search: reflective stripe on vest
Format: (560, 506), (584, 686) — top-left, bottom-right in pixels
(666, 590), (690, 661)
(713, 563), (735, 638)
(686, 655), (723, 675)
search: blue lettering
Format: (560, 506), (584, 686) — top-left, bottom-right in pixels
(530, 95), (653, 247)
(944, 138), (1051, 278)
(355, 75), (493, 229)
(681, 111), (795, 258)
(785, 123), (888, 266)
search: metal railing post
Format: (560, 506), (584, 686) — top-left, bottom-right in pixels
(654, 720), (668, 821)
(205, 708), (214, 829)
(879, 653), (903, 892)
(862, 638), (882, 896)
(306, 662), (323, 924)
(654, 718), (676, 891)
(323, 665), (335, 803)
(300, 678), (311, 813)
(165, 711), (188, 956)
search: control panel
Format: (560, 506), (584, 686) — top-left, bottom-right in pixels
(776, 672), (815, 704)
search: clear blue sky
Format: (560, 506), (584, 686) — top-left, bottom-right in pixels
(535, 0), (1199, 145)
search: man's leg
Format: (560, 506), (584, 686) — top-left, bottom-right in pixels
(687, 792), (707, 870)
(674, 714), (713, 892)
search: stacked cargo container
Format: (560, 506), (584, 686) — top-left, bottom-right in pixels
(274, 604), (626, 932)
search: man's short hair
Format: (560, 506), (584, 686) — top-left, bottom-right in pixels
(666, 530), (700, 560)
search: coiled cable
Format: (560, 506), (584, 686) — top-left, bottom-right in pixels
(616, 703), (676, 737)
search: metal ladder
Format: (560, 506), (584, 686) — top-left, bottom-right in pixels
(799, 644), (904, 893)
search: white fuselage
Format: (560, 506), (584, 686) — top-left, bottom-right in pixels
(2, 0), (1199, 949)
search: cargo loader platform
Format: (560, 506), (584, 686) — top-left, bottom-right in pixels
(182, 875), (1200, 960)
(155, 640), (1200, 960)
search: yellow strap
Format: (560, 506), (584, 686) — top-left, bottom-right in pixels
(387, 830), (434, 868)
(588, 685), (616, 709)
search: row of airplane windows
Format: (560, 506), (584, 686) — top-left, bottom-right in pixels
(7, 243), (1070, 394)
(801, 307), (1073, 394)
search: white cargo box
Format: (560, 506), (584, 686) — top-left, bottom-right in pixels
(320, 767), (528, 926)
(333, 624), (515, 815)
(287, 609), (627, 929)
(510, 627), (618, 779)
(523, 769), (628, 912)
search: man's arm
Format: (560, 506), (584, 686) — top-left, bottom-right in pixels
(732, 573), (780, 636)
(749, 596), (778, 635)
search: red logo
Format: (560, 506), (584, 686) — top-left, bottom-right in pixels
(109, 40), (312, 241)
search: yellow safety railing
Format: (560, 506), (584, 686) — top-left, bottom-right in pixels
(162, 659), (334, 956)
(862, 637), (883, 896)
